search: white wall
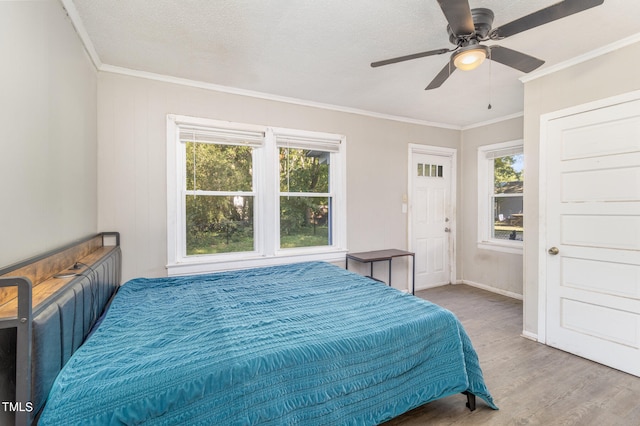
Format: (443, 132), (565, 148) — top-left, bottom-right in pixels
(96, 72), (460, 282)
(0, 0), (97, 268)
(460, 117), (524, 297)
(523, 41), (640, 335)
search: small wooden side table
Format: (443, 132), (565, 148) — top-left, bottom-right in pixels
(346, 249), (415, 294)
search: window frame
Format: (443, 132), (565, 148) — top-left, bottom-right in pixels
(167, 115), (347, 275)
(477, 139), (524, 254)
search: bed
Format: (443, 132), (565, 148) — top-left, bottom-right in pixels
(0, 233), (121, 426)
(38, 260), (496, 425)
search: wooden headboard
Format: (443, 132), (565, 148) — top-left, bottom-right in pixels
(0, 233), (121, 426)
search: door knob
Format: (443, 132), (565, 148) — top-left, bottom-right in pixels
(548, 247), (559, 255)
(444, 227), (451, 233)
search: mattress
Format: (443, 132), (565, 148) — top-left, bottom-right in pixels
(39, 261), (496, 425)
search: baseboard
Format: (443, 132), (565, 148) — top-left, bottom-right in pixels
(456, 279), (523, 301)
(414, 282), (452, 292)
(520, 330), (538, 342)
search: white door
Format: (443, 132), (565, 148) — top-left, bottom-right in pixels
(411, 152), (452, 290)
(544, 98), (640, 377)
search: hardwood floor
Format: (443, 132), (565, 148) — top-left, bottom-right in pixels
(384, 284), (640, 426)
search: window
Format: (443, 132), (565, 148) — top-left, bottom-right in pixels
(477, 140), (523, 253)
(185, 141), (256, 256)
(167, 115), (347, 275)
(417, 162), (443, 178)
(279, 147), (331, 249)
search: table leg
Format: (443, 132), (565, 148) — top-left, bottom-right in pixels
(412, 254), (415, 295)
(388, 259), (392, 287)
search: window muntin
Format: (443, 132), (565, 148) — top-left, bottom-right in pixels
(417, 162), (444, 178)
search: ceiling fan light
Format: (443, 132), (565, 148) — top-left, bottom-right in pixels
(453, 48), (487, 71)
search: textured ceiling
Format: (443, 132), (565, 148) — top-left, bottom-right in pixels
(70, 0), (640, 128)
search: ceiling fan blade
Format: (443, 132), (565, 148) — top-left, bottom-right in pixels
(490, 0), (604, 39)
(489, 46), (544, 73)
(371, 48), (450, 68)
(437, 0), (474, 37)
(425, 62), (455, 90)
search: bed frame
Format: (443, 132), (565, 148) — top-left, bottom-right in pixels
(0, 232), (121, 426)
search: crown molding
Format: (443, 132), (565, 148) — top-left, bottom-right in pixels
(461, 111), (524, 131)
(520, 32), (640, 83)
(99, 65), (462, 130)
(59, 0), (102, 70)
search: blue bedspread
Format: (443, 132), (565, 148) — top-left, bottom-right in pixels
(40, 261), (496, 425)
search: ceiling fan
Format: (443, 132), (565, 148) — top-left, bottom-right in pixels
(371, 0), (605, 90)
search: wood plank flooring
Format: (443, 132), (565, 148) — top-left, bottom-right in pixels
(384, 284), (640, 426)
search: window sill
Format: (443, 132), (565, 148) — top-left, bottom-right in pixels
(166, 248), (348, 276)
(477, 241), (523, 255)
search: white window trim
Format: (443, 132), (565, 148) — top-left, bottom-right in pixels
(477, 139), (523, 254)
(166, 115), (347, 276)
